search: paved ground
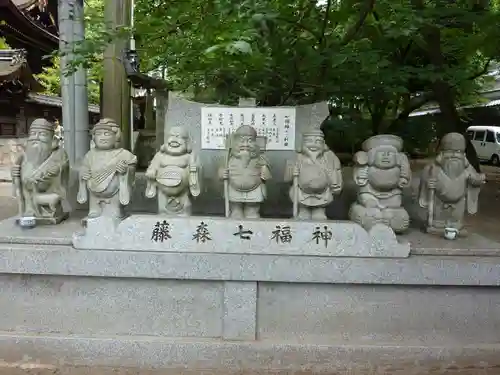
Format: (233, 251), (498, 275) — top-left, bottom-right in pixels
(0, 183), (17, 221)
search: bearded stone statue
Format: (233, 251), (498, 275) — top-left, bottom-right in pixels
(219, 125), (271, 219)
(418, 132), (485, 236)
(284, 128), (342, 220)
(11, 118), (69, 227)
(145, 126), (201, 216)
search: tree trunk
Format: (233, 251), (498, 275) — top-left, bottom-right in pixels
(421, 23), (481, 172)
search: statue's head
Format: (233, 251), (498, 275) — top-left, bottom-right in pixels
(26, 118), (56, 165)
(436, 132), (468, 177)
(362, 135), (403, 170)
(91, 118), (120, 150)
(230, 125), (259, 158)
(300, 128), (327, 155)
(161, 126), (191, 156)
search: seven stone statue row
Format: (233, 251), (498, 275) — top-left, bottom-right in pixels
(11, 117), (485, 237)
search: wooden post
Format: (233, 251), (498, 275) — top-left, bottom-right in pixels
(102, 0), (131, 150)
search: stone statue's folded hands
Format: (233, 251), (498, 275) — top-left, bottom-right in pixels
(427, 178), (437, 190)
(11, 165), (20, 177)
(80, 169), (91, 181)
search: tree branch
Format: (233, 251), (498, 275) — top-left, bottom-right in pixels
(396, 92), (434, 119)
(318, 0), (332, 46)
(341, 0), (376, 45)
(467, 58), (492, 81)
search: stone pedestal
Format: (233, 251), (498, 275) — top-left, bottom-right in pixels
(0, 215), (499, 373)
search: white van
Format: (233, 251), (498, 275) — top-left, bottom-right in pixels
(466, 125), (500, 165)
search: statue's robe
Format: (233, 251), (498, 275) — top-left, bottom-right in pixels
(78, 148), (137, 206)
(285, 151), (342, 207)
(224, 155), (271, 203)
(418, 163), (482, 230)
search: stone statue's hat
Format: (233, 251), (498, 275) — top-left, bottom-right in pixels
(302, 127), (324, 137)
(232, 124), (257, 138)
(30, 118), (55, 132)
(440, 132), (466, 151)
(362, 134), (403, 152)
(93, 118), (119, 132)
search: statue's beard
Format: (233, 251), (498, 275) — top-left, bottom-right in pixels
(233, 149), (257, 167)
(440, 157), (465, 179)
(26, 141), (51, 167)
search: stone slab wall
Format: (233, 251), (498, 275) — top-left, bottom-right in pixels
(1, 242), (500, 372)
(1, 274), (500, 345)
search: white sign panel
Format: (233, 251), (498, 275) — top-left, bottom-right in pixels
(201, 107), (296, 150)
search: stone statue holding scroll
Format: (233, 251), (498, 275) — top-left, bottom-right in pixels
(77, 118), (137, 221)
(219, 125), (271, 219)
(418, 132), (485, 236)
(349, 134), (411, 233)
(145, 126), (201, 216)
(11, 118), (69, 227)
(284, 128), (342, 220)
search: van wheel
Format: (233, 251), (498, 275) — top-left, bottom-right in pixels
(492, 154), (500, 166)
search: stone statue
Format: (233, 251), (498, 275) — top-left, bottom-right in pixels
(145, 126), (201, 216)
(219, 125), (271, 219)
(284, 128), (342, 219)
(11, 118), (69, 227)
(77, 118), (137, 221)
(418, 132), (485, 236)
(349, 134), (411, 233)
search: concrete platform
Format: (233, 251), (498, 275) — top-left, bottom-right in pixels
(0, 216), (500, 374)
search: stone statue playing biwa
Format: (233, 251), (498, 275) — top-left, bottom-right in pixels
(418, 132), (485, 237)
(284, 128), (342, 220)
(349, 134), (411, 233)
(77, 118), (137, 222)
(11, 118), (69, 228)
(145, 126), (201, 216)
(219, 125), (271, 219)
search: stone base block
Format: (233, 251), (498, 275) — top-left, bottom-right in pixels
(72, 215), (410, 257)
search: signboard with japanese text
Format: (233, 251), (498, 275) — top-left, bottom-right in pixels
(201, 107), (296, 150)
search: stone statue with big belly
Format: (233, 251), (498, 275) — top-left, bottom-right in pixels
(285, 128), (342, 220)
(219, 125), (271, 219)
(349, 134), (411, 233)
(77, 118), (137, 221)
(145, 126), (201, 216)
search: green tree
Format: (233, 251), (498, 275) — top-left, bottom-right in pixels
(68, 0), (500, 166)
(35, 0), (104, 103)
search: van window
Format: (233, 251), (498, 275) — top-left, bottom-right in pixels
(496, 133), (500, 143)
(474, 130), (485, 141)
(486, 130), (496, 143)
(467, 130), (474, 140)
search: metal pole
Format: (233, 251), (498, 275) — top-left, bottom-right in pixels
(129, 0), (135, 151)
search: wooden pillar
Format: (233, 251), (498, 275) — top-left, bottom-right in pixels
(144, 89), (155, 130)
(102, 0), (131, 150)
